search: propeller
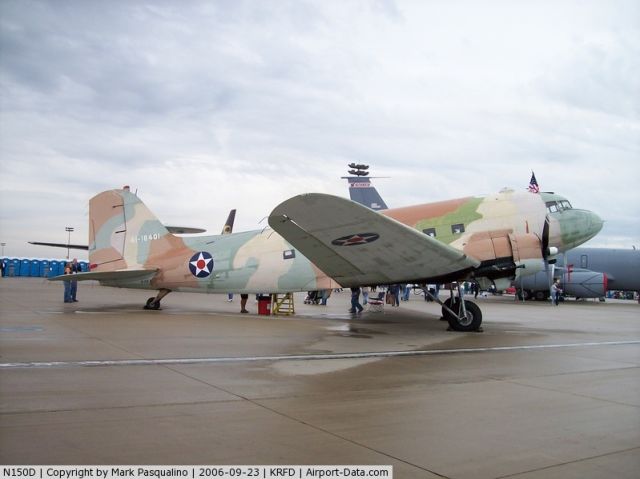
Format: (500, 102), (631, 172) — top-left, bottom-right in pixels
(348, 163), (369, 170)
(542, 215), (559, 300)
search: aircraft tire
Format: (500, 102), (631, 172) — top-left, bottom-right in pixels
(535, 291), (549, 301)
(441, 297), (454, 321)
(144, 297), (160, 310)
(443, 300), (482, 332)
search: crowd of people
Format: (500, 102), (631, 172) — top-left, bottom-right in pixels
(301, 283), (443, 314)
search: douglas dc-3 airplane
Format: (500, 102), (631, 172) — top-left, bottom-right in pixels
(47, 185), (603, 331)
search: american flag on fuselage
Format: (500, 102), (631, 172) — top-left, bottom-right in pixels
(528, 171), (540, 193)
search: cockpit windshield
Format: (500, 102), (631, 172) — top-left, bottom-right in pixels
(546, 200), (573, 213)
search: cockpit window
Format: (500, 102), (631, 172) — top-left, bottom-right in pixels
(546, 200), (573, 213)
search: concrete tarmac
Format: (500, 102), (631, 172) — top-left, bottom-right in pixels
(1, 278), (639, 478)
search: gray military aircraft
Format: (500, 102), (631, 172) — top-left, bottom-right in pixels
(514, 247), (640, 300)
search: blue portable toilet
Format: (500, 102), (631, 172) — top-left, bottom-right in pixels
(79, 261), (89, 272)
(48, 260), (59, 277)
(30, 259), (41, 277)
(19, 259), (30, 277)
(40, 260), (50, 277)
(56, 260), (67, 276)
(1, 258), (7, 277)
(8, 258), (20, 277)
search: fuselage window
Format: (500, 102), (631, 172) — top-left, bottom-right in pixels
(423, 228), (436, 237)
(451, 223), (465, 234)
(581, 254), (588, 268)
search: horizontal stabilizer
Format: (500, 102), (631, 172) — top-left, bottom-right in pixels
(165, 226), (207, 234)
(48, 268), (158, 282)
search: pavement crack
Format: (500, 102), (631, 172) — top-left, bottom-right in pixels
(163, 365), (450, 478)
(494, 446), (640, 478)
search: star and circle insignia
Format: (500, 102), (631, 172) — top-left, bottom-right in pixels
(188, 251), (214, 278)
(331, 232), (380, 246)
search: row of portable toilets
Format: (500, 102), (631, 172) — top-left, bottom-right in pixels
(1, 258), (90, 278)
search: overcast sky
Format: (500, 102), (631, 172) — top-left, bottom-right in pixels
(1, 0), (638, 259)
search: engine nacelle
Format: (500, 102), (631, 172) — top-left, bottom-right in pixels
(561, 270), (607, 298)
(463, 230), (545, 280)
(515, 268), (607, 299)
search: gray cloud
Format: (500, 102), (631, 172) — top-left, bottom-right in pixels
(1, 0), (638, 258)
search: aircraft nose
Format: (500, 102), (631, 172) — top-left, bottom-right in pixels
(586, 210), (604, 238)
(548, 209), (603, 251)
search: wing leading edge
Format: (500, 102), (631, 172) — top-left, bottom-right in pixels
(268, 193), (479, 287)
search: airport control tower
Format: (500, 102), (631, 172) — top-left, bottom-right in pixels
(341, 163), (388, 211)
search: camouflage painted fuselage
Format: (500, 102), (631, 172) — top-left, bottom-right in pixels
(383, 189), (602, 252)
(88, 187), (602, 294)
(89, 189), (337, 293)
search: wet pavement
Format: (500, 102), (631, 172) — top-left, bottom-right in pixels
(1, 278), (639, 478)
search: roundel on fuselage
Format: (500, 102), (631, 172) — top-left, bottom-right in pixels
(188, 251), (214, 278)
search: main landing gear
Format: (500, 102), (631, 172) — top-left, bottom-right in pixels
(144, 289), (171, 310)
(424, 282), (483, 332)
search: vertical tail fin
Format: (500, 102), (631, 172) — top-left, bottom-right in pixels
(89, 186), (172, 271)
(221, 209), (236, 235)
(345, 177), (388, 210)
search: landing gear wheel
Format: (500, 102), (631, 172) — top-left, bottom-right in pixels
(443, 299), (482, 332)
(143, 289), (171, 310)
(535, 291), (548, 301)
(144, 297), (161, 310)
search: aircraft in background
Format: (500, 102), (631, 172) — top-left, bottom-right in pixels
(47, 183), (602, 332)
(514, 247), (640, 300)
(29, 212), (234, 250)
(342, 163), (388, 211)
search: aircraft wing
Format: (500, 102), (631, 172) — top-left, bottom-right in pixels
(268, 193), (479, 286)
(48, 269), (158, 282)
(29, 241), (89, 250)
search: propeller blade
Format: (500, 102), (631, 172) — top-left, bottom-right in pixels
(542, 215), (550, 259)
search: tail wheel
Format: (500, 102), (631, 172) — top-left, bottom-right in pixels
(443, 299), (483, 332)
(144, 297), (160, 310)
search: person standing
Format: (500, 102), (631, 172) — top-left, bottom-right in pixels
(361, 286), (369, 305)
(240, 293), (249, 313)
(402, 284), (411, 301)
(551, 279), (562, 306)
(349, 287), (364, 314)
(320, 289), (331, 305)
(69, 258), (80, 302)
(63, 262), (73, 303)
(389, 284), (401, 306)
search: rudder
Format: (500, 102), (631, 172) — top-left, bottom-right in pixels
(89, 186), (172, 272)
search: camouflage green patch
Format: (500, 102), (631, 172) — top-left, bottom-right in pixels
(415, 197), (483, 244)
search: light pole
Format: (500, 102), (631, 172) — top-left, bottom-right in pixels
(65, 227), (74, 259)
(1, 242), (5, 256)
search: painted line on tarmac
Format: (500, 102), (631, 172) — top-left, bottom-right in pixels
(1, 340), (639, 370)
